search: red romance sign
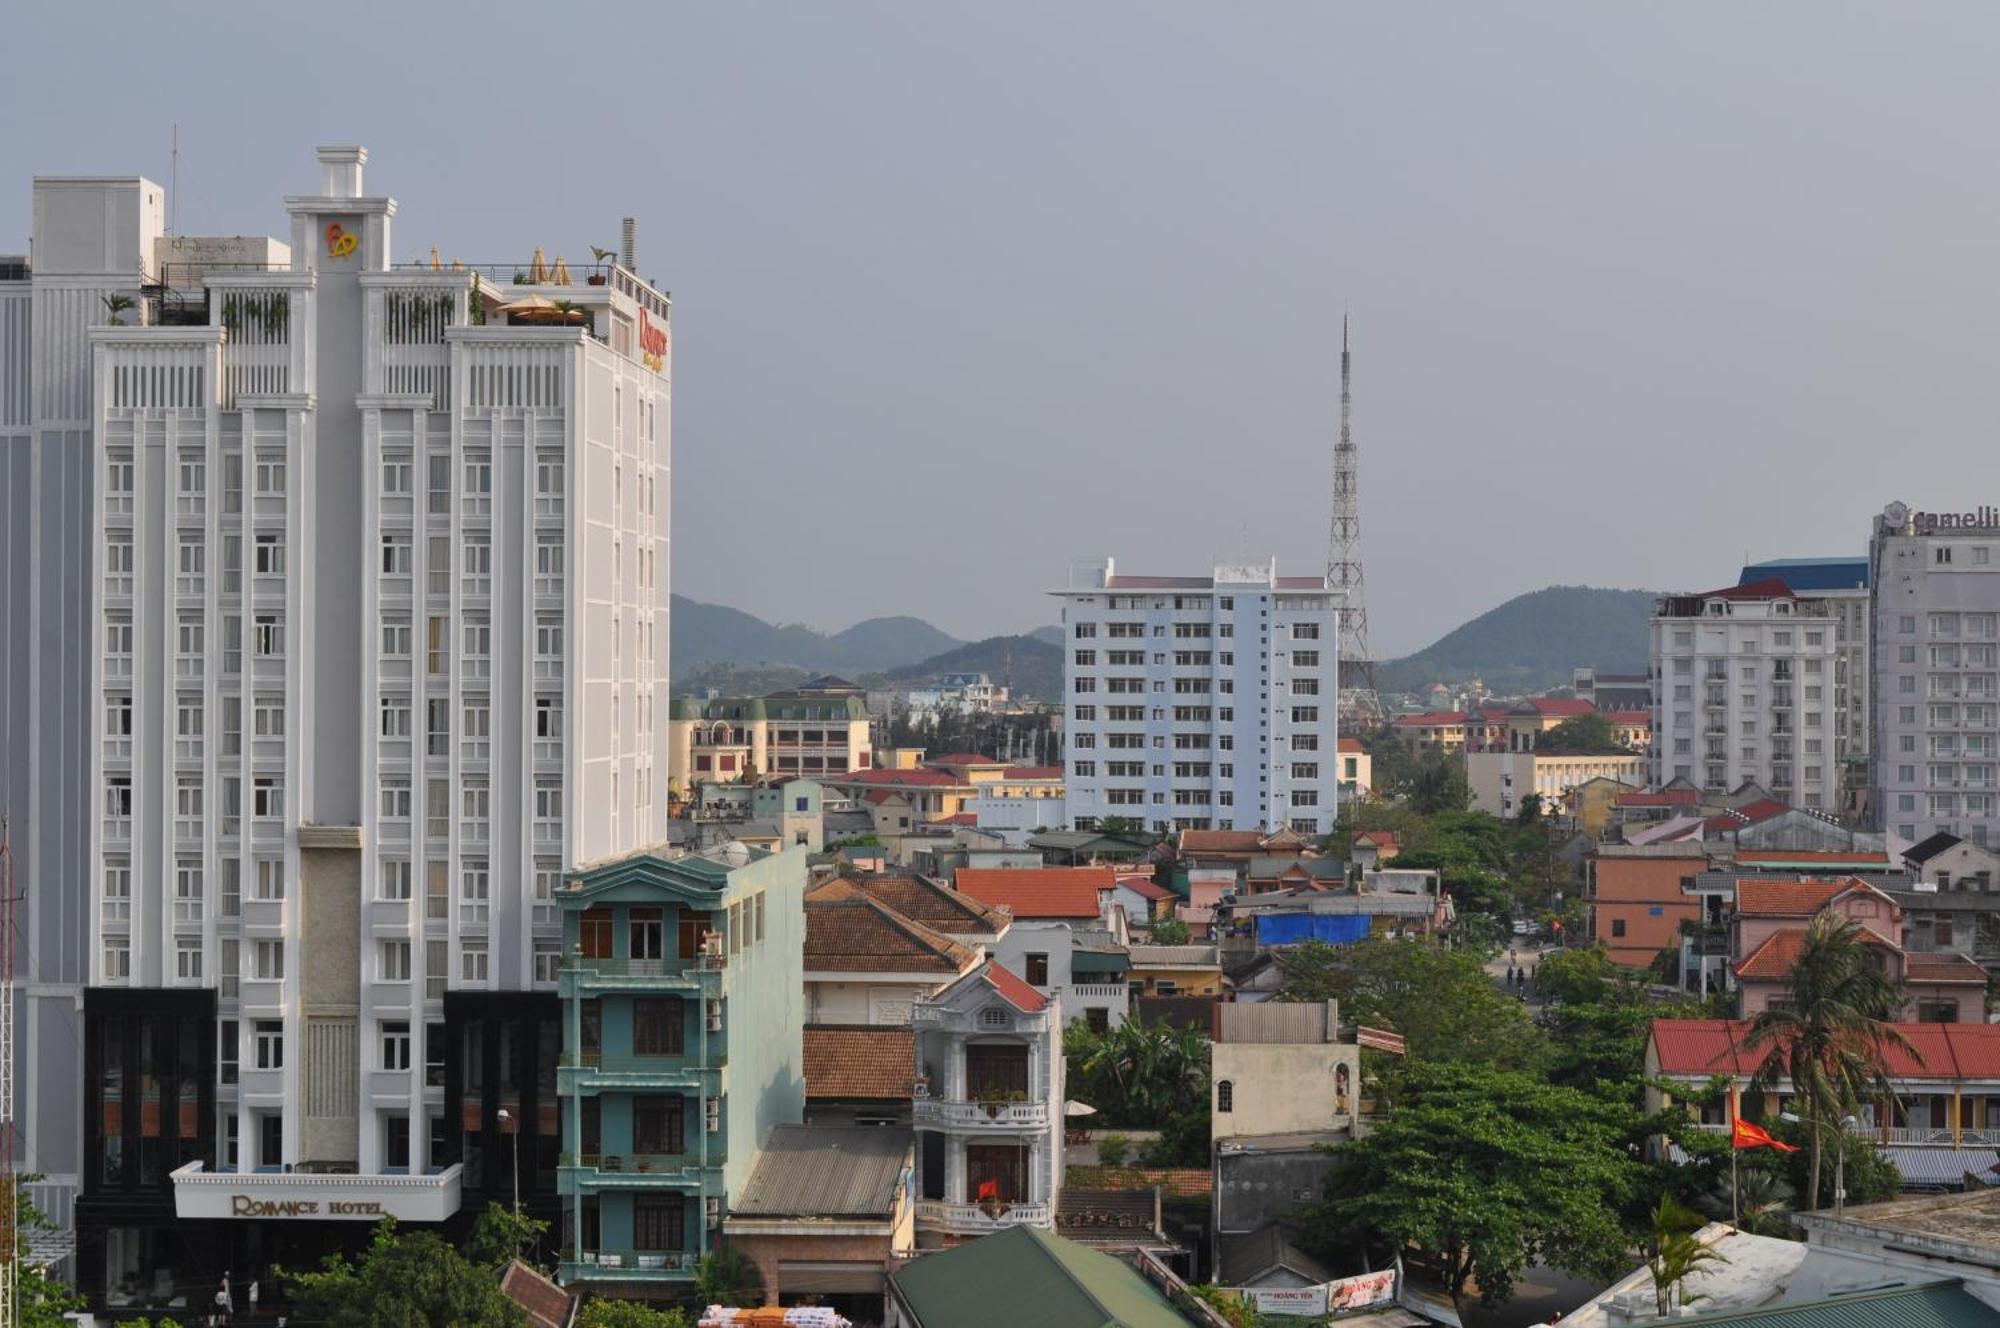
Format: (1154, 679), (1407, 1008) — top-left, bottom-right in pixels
(639, 309), (669, 372)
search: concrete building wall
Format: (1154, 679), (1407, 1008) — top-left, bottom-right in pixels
(1211, 1042), (1359, 1139)
(1055, 558), (1340, 836)
(1871, 504), (2000, 844)
(1589, 851), (1706, 968)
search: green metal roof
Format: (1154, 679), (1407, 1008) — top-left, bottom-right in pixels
(1659, 1280), (2000, 1328)
(1071, 950), (1131, 977)
(892, 1225), (1194, 1328)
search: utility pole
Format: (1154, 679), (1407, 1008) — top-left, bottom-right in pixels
(0, 818), (21, 1328)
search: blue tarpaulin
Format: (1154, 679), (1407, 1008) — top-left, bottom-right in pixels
(1256, 914), (1371, 946)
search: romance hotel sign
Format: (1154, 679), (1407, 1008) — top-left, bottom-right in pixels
(171, 1160), (462, 1224)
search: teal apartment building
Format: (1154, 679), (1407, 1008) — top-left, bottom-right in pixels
(555, 843), (806, 1293)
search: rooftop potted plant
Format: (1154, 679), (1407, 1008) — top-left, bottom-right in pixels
(101, 294), (135, 327)
(587, 246), (615, 286)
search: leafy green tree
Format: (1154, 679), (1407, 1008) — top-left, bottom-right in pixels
(1340, 940), (1544, 1071)
(1536, 713), (1626, 754)
(1543, 1001), (1656, 1097)
(1187, 1284), (1265, 1327)
(466, 1200), (551, 1270)
(1408, 753), (1471, 814)
(1149, 917), (1191, 946)
(282, 1218), (528, 1328)
(1644, 1196), (1726, 1316)
(1273, 940), (1355, 1003)
(696, 1244), (764, 1306)
(1305, 1063), (1640, 1312)
(1096, 1132), (1132, 1167)
(576, 1298), (692, 1328)
(1744, 911), (1918, 1210)
(12, 1178), (86, 1328)
(1068, 1017), (1211, 1127)
(1532, 944), (1640, 1008)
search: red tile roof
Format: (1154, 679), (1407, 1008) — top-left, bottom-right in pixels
(804, 1026), (915, 1100)
(804, 883), (978, 974)
(982, 960), (1050, 1012)
(953, 867), (1112, 919)
(838, 768), (965, 788)
(1617, 789), (1700, 808)
(1735, 879), (1848, 918)
(1604, 710), (1652, 726)
(1337, 738), (1365, 753)
(1705, 799), (1791, 831)
(1392, 711), (1468, 727)
(863, 788), (900, 806)
(1652, 1018), (2000, 1080)
(1525, 697), (1597, 718)
(929, 752), (1005, 767)
(1117, 878), (1175, 901)
(1734, 928), (1808, 979)
(1696, 577), (1796, 602)
(1736, 850), (1892, 866)
(1002, 766), (1063, 780)
(930, 812), (978, 826)
(1353, 830), (1401, 849)
(1179, 830), (1267, 854)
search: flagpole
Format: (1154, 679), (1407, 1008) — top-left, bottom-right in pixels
(1730, 1085), (1740, 1226)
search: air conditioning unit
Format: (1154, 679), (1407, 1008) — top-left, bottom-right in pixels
(705, 999), (723, 1032)
(706, 1097), (721, 1132)
(701, 930), (724, 958)
(705, 1196), (722, 1227)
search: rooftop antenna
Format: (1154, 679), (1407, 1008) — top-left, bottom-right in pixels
(169, 124), (179, 235)
(1329, 313), (1381, 723)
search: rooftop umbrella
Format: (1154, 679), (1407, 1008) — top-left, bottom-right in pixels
(1064, 1099), (1099, 1117)
(526, 246), (550, 283)
(429, 246), (442, 271)
(550, 255), (573, 286)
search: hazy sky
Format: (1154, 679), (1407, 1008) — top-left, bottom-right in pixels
(6, 3), (1997, 657)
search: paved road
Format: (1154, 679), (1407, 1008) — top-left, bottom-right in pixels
(1487, 940), (1553, 1004)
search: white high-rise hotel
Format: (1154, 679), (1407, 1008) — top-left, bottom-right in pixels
(2, 146), (669, 1295)
(1053, 558), (1340, 835)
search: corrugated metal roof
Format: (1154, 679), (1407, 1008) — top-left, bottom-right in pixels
(1655, 1279), (1997, 1327)
(892, 1225), (1195, 1328)
(1883, 1147), (2000, 1188)
(730, 1125), (910, 1218)
(1215, 1001), (1337, 1045)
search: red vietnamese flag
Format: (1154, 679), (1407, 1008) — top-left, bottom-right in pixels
(976, 1178), (1000, 1201)
(1732, 1118), (1800, 1152)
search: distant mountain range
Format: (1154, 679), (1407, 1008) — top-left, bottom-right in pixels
(1376, 585), (1659, 697)
(670, 595), (963, 675)
(670, 584), (1659, 706)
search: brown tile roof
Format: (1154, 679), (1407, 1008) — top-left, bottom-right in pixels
(954, 867), (1113, 919)
(1906, 951), (1991, 985)
(810, 874), (1007, 936)
(1063, 1165), (1212, 1198)
(803, 1025), (914, 1100)
(499, 1259), (575, 1328)
(1735, 928), (1808, 979)
(804, 884), (978, 975)
(1735, 879), (1848, 917)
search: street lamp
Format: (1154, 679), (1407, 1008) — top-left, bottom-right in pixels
(497, 1108), (521, 1219)
(1782, 1110), (1862, 1214)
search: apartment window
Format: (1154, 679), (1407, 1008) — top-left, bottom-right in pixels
(1291, 762), (1320, 779)
(380, 940), (412, 983)
(534, 779), (563, 835)
(427, 698), (451, 757)
(175, 938), (203, 981)
(259, 1114), (283, 1170)
(1291, 706), (1319, 723)
(1290, 788), (1319, 807)
(382, 455), (412, 494)
(460, 860), (490, 925)
(1217, 1080), (1234, 1112)
(254, 455), (286, 494)
(460, 943), (489, 985)
(535, 534), (564, 592)
(381, 534), (412, 575)
(633, 998), (685, 1056)
(463, 456), (492, 508)
(379, 858), (412, 901)
(1025, 953), (1049, 985)
(380, 1019), (412, 1071)
(1611, 918), (1628, 938)
(381, 695), (412, 738)
(533, 941), (561, 984)
(220, 1021), (239, 1086)
(105, 694), (133, 737)
(253, 532), (285, 576)
(102, 941), (131, 981)
(381, 617), (412, 657)
(426, 454), (450, 514)
(426, 616), (448, 675)
(254, 858), (285, 901)
(254, 1020), (284, 1069)
(105, 776), (134, 820)
(253, 776), (283, 820)
(254, 613), (283, 656)
(380, 779), (412, 821)
(535, 696), (563, 743)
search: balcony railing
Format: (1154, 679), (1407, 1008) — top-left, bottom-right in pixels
(561, 955), (726, 991)
(915, 1199), (1053, 1231)
(913, 1098), (1051, 1130)
(559, 1249), (694, 1281)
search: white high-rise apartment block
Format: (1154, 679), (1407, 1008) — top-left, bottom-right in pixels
(1650, 578), (1842, 811)
(1870, 502), (2000, 845)
(5, 146), (670, 1296)
(1053, 558), (1339, 835)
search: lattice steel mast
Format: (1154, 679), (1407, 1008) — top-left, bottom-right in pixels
(0, 819), (19, 1328)
(1329, 316), (1379, 720)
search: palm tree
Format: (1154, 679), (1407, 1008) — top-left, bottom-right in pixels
(1646, 1196), (1728, 1315)
(1744, 910), (1918, 1210)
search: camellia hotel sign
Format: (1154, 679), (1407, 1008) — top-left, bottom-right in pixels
(1886, 501), (2000, 533)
